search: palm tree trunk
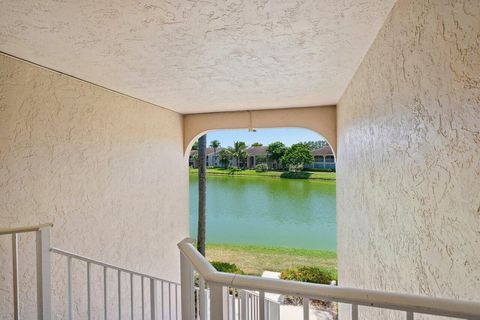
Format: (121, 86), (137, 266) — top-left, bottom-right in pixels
(197, 134), (207, 256)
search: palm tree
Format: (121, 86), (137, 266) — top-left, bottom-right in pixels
(209, 140), (221, 166)
(197, 135), (207, 256)
(232, 141), (247, 168)
(267, 141), (286, 170)
(218, 148), (232, 168)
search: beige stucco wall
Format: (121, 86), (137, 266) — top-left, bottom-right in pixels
(183, 106), (337, 154)
(337, 0), (480, 319)
(0, 53), (188, 319)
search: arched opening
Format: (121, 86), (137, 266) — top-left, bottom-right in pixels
(187, 127), (337, 318)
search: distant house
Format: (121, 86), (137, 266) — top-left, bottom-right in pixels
(189, 147), (223, 168)
(305, 146), (336, 170)
(190, 144), (335, 170)
(245, 146), (268, 169)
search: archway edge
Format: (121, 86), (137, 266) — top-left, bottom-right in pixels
(183, 105), (336, 155)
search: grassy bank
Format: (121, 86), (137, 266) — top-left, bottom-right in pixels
(189, 168), (336, 181)
(205, 243), (337, 276)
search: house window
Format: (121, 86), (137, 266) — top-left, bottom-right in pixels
(325, 155), (335, 162)
(314, 155), (324, 162)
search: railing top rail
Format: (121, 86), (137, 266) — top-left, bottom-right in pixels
(0, 223), (53, 235)
(178, 238), (480, 320)
(51, 247), (180, 285)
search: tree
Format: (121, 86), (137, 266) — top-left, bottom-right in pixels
(281, 143), (314, 171)
(191, 153), (198, 168)
(209, 140), (221, 166)
(191, 141), (199, 150)
(302, 140), (328, 150)
(232, 141), (247, 168)
(218, 148), (232, 168)
(251, 142), (263, 147)
(266, 141), (287, 169)
(197, 135), (207, 256)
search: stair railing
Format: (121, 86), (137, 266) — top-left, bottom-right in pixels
(51, 247), (181, 320)
(1, 224), (181, 320)
(0, 223), (53, 320)
(178, 238), (480, 320)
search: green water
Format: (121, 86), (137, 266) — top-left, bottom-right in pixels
(189, 175), (336, 251)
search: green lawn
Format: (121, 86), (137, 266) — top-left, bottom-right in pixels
(189, 168), (336, 181)
(205, 243), (337, 276)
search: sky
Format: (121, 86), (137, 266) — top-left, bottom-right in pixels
(205, 128), (325, 148)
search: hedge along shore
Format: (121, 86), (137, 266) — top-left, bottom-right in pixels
(189, 168), (336, 181)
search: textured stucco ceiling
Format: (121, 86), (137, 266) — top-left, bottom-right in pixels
(0, 0), (396, 114)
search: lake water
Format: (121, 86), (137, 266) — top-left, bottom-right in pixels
(189, 175), (336, 251)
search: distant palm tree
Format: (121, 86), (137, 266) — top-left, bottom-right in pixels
(232, 141), (247, 168)
(209, 140), (221, 166)
(218, 149), (232, 168)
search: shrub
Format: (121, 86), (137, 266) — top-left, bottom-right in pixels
(280, 171), (312, 179)
(210, 261), (244, 275)
(280, 266), (337, 311)
(227, 167), (242, 174)
(280, 266), (337, 284)
(255, 163), (269, 172)
(302, 168), (335, 173)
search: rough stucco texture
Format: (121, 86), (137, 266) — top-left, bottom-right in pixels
(337, 0), (480, 319)
(0, 54), (188, 319)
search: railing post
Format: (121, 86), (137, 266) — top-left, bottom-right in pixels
(36, 226), (51, 320)
(199, 277), (207, 319)
(150, 278), (157, 320)
(259, 291), (265, 320)
(351, 304), (358, 320)
(303, 297), (309, 320)
(210, 283), (224, 320)
(180, 253), (194, 320)
(12, 233), (19, 320)
(239, 290), (247, 320)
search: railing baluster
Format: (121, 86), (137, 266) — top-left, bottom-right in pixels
(180, 253), (194, 320)
(239, 290), (247, 320)
(118, 270), (121, 320)
(150, 278), (157, 320)
(12, 233), (19, 320)
(199, 277), (206, 320)
(141, 276), (144, 320)
(104, 266), (108, 320)
(259, 291), (265, 320)
(130, 273), (134, 320)
(232, 289), (236, 320)
(265, 300), (268, 320)
(303, 297), (309, 320)
(224, 287), (229, 320)
(36, 226), (51, 320)
(169, 282), (172, 320)
(351, 304), (358, 320)
(87, 262), (92, 320)
(67, 256), (73, 320)
(161, 281), (164, 320)
(175, 284), (179, 320)
(406, 311), (414, 320)
(210, 284), (224, 320)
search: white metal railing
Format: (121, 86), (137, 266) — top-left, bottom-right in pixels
(0, 223), (53, 320)
(1, 224), (181, 320)
(193, 286), (280, 320)
(178, 238), (480, 320)
(51, 247), (181, 320)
